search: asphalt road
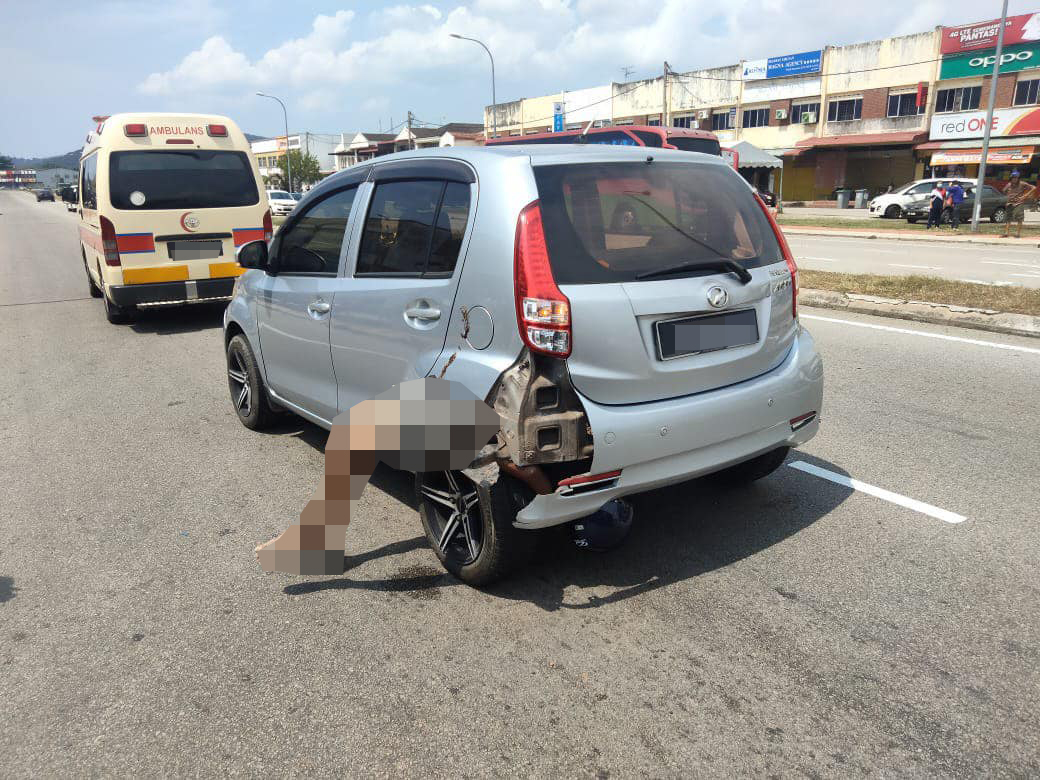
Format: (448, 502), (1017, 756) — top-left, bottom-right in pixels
(788, 233), (1040, 288)
(2, 191), (1039, 776)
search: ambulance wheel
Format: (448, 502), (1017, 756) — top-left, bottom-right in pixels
(84, 255), (102, 298)
(417, 468), (535, 586)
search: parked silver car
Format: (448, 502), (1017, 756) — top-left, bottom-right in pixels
(224, 146), (823, 584)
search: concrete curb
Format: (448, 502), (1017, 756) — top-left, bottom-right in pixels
(800, 288), (1040, 339)
(781, 226), (1040, 248)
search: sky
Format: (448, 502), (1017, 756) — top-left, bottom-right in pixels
(2, 0), (1039, 157)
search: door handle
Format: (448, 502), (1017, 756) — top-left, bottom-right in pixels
(307, 300), (331, 315)
(404, 306), (441, 321)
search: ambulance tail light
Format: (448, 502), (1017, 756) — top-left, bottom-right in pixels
(124, 124), (147, 137)
(207, 124), (228, 137)
(100, 216), (121, 267)
(263, 209), (273, 242)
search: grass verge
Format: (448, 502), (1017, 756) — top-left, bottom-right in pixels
(779, 215), (1040, 237)
(800, 270), (1040, 317)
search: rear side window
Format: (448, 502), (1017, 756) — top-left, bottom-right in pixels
(80, 154), (98, 209)
(668, 137), (722, 155)
(274, 187), (357, 275)
(533, 161), (782, 284)
(356, 180), (471, 276)
(109, 150), (259, 210)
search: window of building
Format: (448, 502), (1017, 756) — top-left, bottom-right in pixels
(827, 97), (862, 122)
(647, 117), (662, 126)
(672, 115), (696, 129)
(1014, 79), (1040, 106)
(790, 102), (820, 124)
(742, 107), (769, 128)
(887, 92), (924, 117)
(509, 131), (521, 136)
(613, 118), (634, 125)
(356, 180), (472, 276)
(274, 186), (357, 275)
(935, 86), (981, 113)
(711, 111), (733, 131)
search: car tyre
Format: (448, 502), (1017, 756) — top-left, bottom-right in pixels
(709, 446), (791, 485)
(991, 206), (1007, 224)
(84, 255), (102, 298)
(417, 468), (535, 586)
(884, 205), (901, 219)
(226, 334), (276, 430)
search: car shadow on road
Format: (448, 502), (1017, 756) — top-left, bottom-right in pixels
(487, 451), (854, 612)
(128, 302), (226, 335)
(282, 452), (852, 606)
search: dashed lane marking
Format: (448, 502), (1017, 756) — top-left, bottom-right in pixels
(889, 263), (940, 269)
(800, 314), (1040, 355)
(788, 461), (967, 524)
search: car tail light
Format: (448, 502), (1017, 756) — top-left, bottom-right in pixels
(262, 208), (273, 242)
(514, 200), (571, 356)
(756, 194), (798, 319)
(207, 124), (228, 137)
(124, 123), (147, 137)
(99, 215), (121, 266)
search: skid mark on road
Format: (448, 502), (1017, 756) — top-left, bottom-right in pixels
(801, 314), (1040, 355)
(788, 461), (967, 524)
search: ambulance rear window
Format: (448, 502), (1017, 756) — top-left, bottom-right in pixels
(109, 150), (259, 210)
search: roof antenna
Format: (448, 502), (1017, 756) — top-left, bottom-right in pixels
(577, 120), (595, 144)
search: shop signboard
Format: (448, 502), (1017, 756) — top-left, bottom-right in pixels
(939, 42), (1040, 79)
(742, 50), (822, 80)
(930, 147), (1034, 165)
(930, 106), (1040, 139)
(940, 12), (1040, 55)
(553, 102), (564, 132)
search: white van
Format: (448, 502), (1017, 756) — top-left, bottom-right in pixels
(78, 112), (271, 323)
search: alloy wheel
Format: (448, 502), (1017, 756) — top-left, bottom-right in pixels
(227, 349), (252, 418)
(420, 471), (483, 565)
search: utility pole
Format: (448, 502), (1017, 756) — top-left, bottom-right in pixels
(972, 0), (1010, 233)
(407, 111), (414, 151)
(621, 65), (635, 80)
(662, 61), (671, 127)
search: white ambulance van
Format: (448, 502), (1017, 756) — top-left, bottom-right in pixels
(78, 113), (271, 323)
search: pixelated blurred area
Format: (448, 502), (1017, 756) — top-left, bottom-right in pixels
(255, 377), (500, 576)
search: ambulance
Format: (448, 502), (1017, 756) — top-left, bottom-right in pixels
(78, 113), (271, 323)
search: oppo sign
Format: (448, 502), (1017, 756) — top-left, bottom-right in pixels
(939, 42), (1040, 79)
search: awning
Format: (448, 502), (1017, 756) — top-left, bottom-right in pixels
(784, 131), (928, 155)
(728, 140), (783, 169)
(916, 135), (1040, 151)
(930, 147), (1034, 165)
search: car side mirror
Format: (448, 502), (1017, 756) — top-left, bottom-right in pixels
(236, 240), (269, 271)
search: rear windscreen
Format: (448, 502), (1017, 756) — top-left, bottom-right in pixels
(668, 137), (723, 155)
(533, 161), (781, 284)
(109, 150), (259, 210)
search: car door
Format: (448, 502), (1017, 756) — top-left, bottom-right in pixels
(256, 184), (360, 423)
(330, 160), (475, 413)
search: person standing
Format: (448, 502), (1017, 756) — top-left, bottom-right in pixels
(1002, 170), (1036, 238)
(926, 181), (946, 230)
(946, 180), (965, 231)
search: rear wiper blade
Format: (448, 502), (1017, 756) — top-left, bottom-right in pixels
(635, 258), (752, 284)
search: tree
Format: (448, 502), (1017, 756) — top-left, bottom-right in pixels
(0, 155), (13, 169)
(284, 150), (321, 190)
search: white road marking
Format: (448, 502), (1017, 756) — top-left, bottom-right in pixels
(801, 314), (1040, 355)
(1008, 272), (1040, 278)
(800, 256), (839, 262)
(980, 261), (1040, 269)
(889, 263), (940, 270)
(788, 461), (967, 524)
(959, 278), (1017, 286)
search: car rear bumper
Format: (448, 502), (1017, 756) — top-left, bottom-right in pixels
(514, 327), (824, 528)
(108, 277), (236, 307)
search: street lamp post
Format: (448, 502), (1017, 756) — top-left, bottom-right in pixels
(450, 34), (497, 138)
(971, 0), (1009, 232)
(256, 92), (292, 192)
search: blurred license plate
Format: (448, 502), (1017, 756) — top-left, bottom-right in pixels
(168, 240), (223, 261)
(655, 309), (759, 360)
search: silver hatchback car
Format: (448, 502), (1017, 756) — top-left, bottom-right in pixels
(224, 145), (823, 584)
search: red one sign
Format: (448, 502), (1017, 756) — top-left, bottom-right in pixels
(941, 12), (1040, 54)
